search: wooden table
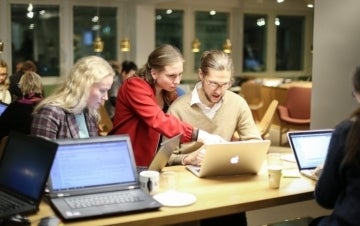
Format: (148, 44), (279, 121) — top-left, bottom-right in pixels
(28, 148), (315, 226)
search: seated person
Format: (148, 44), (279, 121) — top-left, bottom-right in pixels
(0, 71), (43, 140)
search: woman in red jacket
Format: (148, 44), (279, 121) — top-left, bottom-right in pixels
(110, 44), (224, 167)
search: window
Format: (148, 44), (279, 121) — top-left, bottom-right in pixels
(73, 6), (117, 62)
(276, 16), (305, 71)
(11, 4), (60, 76)
(195, 11), (229, 71)
(243, 14), (267, 72)
(155, 9), (184, 51)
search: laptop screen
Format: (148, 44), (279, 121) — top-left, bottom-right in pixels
(0, 102), (8, 115)
(287, 129), (333, 169)
(0, 132), (58, 201)
(49, 135), (138, 192)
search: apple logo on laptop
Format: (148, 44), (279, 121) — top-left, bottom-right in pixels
(230, 155), (239, 164)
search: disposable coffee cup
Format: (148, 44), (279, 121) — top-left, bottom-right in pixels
(139, 170), (160, 195)
(267, 153), (283, 189)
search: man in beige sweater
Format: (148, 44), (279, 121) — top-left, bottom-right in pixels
(167, 50), (262, 226)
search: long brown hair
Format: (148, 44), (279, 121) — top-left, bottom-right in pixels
(343, 66), (360, 167)
(137, 44), (184, 106)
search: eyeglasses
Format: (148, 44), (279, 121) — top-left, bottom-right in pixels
(205, 78), (232, 90)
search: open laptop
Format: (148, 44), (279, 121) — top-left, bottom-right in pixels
(0, 102), (8, 116)
(0, 131), (58, 219)
(47, 135), (162, 221)
(186, 140), (271, 178)
(136, 134), (182, 173)
(287, 129), (334, 180)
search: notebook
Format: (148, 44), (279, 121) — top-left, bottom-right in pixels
(0, 131), (58, 219)
(47, 135), (162, 221)
(186, 140), (271, 178)
(287, 129), (334, 180)
(0, 102), (8, 116)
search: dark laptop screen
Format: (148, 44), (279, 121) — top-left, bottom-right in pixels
(0, 132), (58, 201)
(49, 136), (137, 192)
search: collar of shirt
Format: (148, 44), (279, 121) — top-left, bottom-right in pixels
(190, 82), (223, 120)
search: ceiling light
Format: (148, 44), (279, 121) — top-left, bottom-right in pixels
(192, 38), (201, 53)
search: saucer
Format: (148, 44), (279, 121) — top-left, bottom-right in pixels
(153, 190), (196, 207)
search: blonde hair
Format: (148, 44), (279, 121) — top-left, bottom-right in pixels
(34, 56), (114, 120)
(19, 71), (43, 96)
(0, 59), (9, 89)
(200, 50), (234, 78)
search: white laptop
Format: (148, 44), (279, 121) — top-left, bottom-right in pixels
(47, 135), (161, 221)
(186, 140), (271, 178)
(287, 129), (333, 180)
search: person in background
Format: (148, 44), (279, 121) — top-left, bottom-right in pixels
(110, 44), (225, 167)
(9, 60), (37, 102)
(167, 50), (261, 226)
(31, 55), (114, 140)
(0, 59), (11, 104)
(105, 60), (138, 119)
(310, 66), (360, 226)
(0, 71), (43, 140)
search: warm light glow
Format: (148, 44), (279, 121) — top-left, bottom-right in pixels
(223, 39), (232, 54)
(120, 37), (131, 52)
(192, 38), (201, 53)
(0, 41), (3, 53)
(93, 36), (104, 52)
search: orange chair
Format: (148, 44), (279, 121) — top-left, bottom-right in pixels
(257, 99), (279, 139)
(240, 80), (264, 122)
(277, 86), (311, 146)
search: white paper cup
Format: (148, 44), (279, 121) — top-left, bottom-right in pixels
(139, 170), (160, 195)
(267, 153), (283, 189)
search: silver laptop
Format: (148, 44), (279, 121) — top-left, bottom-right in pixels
(186, 140), (271, 178)
(287, 129), (333, 180)
(47, 135), (161, 221)
(0, 131), (58, 219)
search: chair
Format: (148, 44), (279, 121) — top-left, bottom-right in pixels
(240, 80), (264, 122)
(277, 86), (311, 146)
(257, 99), (279, 139)
(0, 136), (8, 159)
(98, 104), (113, 136)
(232, 100), (278, 140)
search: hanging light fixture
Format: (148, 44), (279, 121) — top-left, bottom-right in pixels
(223, 38), (232, 54)
(0, 40), (3, 53)
(93, 4), (104, 53)
(120, 37), (130, 52)
(192, 38), (201, 53)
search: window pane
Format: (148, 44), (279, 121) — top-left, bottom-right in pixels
(11, 4), (60, 76)
(276, 16), (305, 71)
(73, 6), (117, 62)
(243, 14), (267, 72)
(195, 11), (229, 71)
(155, 9), (183, 51)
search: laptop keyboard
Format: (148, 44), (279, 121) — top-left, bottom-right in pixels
(65, 192), (144, 209)
(0, 192), (24, 211)
(136, 166), (148, 174)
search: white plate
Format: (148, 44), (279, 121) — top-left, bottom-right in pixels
(153, 190), (196, 207)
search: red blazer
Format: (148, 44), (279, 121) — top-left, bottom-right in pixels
(110, 77), (193, 166)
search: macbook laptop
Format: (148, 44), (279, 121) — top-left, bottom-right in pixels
(0, 102), (8, 116)
(186, 140), (271, 178)
(136, 134), (181, 173)
(47, 135), (162, 221)
(0, 131), (58, 219)
(287, 129), (334, 180)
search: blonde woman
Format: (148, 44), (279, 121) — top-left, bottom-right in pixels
(0, 71), (43, 140)
(0, 59), (11, 104)
(31, 55), (114, 140)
